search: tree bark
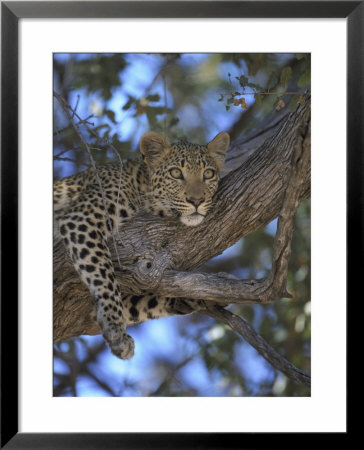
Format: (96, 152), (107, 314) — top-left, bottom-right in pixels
(54, 98), (311, 346)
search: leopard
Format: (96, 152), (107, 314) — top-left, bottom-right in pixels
(54, 131), (230, 359)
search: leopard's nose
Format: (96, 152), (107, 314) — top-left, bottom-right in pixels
(187, 196), (205, 207)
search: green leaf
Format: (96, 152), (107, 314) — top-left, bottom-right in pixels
(146, 94), (160, 102)
(225, 105), (230, 111)
(280, 66), (293, 88)
(122, 96), (135, 111)
(112, 133), (121, 146)
(297, 68), (311, 88)
(151, 106), (171, 115)
(105, 109), (117, 124)
(218, 94), (224, 102)
(93, 124), (109, 132)
(247, 81), (263, 91)
(237, 75), (249, 88)
(169, 117), (179, 127)
(102, 128), (110, 140)
(227, 97), (234, 105)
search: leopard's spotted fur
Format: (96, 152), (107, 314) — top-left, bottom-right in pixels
(54, 131), (230, 359)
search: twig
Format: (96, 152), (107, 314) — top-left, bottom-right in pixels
(149, 355), (196, 396)
(72, 94), (80, 118)
(143, 55), (177, 98)
(54, 146), (82, 158)
(163, 73), (167, 136)
(54, 124), (73, 136)
(221, 91), (309, 97)
(54, 156), (79, 163)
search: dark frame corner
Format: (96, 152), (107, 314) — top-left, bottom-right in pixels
(1, 1), (361, 448)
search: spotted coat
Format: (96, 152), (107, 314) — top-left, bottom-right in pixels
(54, 131), (230, 359)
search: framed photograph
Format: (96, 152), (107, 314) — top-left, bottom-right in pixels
(2, 1), (359, 448)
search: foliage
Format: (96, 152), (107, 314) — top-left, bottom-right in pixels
(53, 53), (311, 397)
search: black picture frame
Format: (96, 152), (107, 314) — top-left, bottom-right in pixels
(1, 1), (360, 448)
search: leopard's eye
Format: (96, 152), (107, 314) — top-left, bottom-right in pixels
(169, 168), (183, 179)
(204, 168), (215, 180)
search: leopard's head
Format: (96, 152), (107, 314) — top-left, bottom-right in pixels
(140, 131), (229, 226)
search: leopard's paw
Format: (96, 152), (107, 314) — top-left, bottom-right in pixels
(98, 316), (135, 360)
(108, 332), (135, 360)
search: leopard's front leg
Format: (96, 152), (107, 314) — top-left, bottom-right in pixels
(58, 213), (135, 359)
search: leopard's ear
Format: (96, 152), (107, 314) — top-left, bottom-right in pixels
(140, 132), (171, 169)
(207, 132), (230, 170)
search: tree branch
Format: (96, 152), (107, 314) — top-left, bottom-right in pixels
(201, 122), (311, 387)
(202, 306), (311, 387)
